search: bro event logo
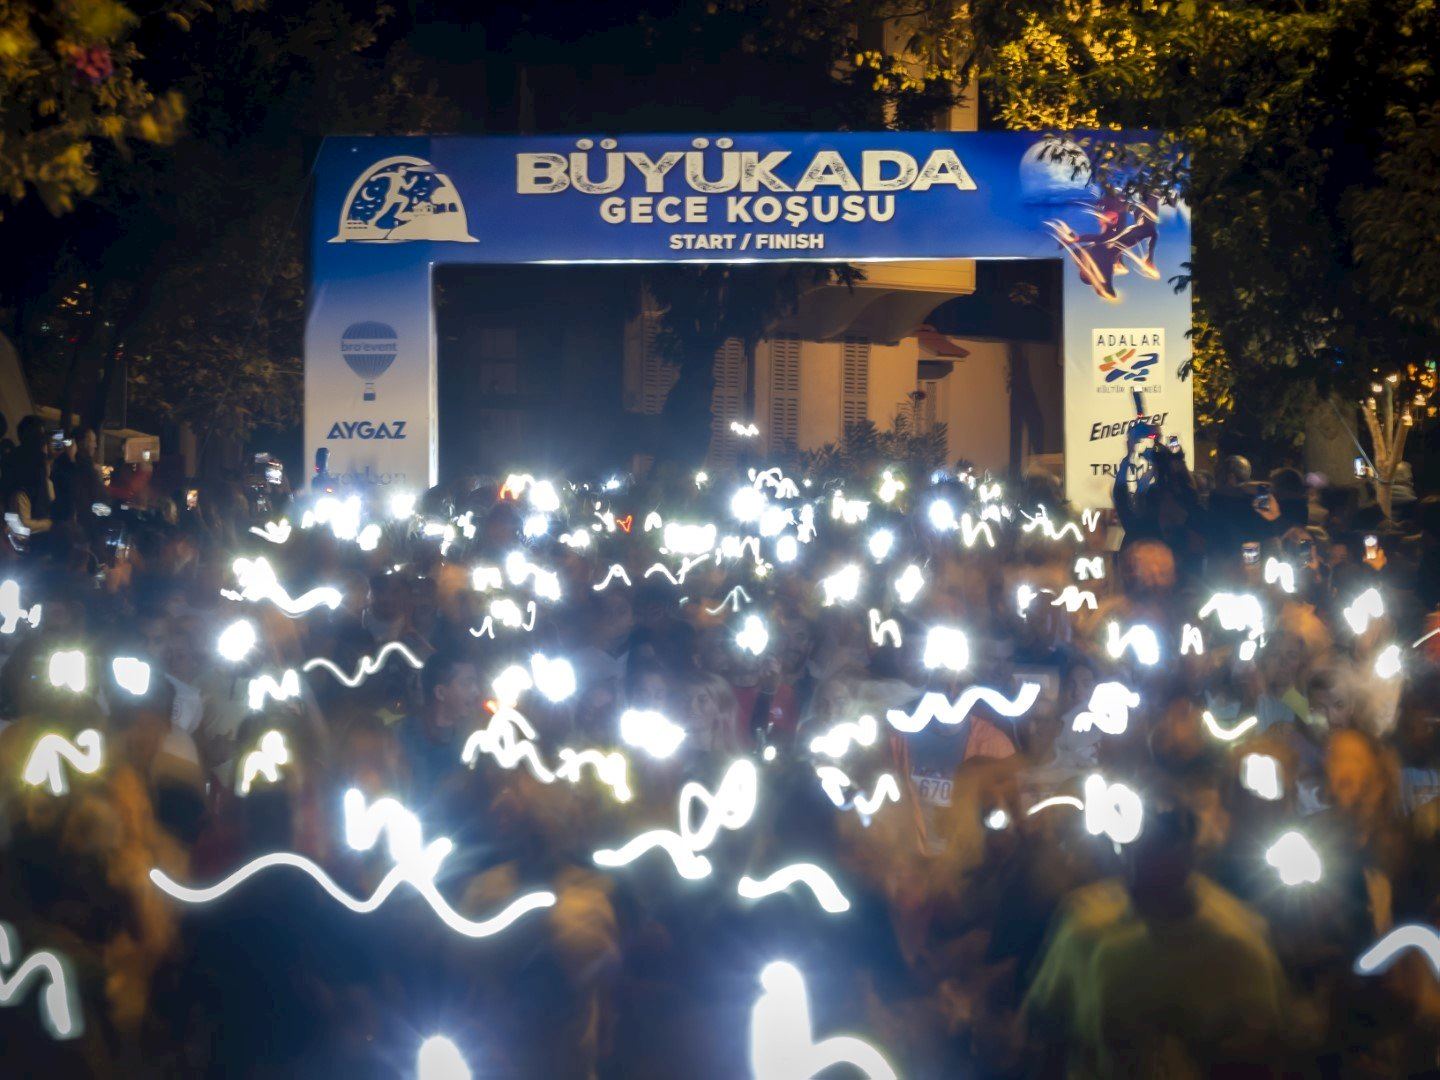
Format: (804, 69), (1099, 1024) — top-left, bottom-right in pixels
(328, 320), (407, 440)
(1094, 328), (1163, 394)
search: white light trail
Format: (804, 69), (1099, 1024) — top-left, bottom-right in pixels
(730, 421), (760, 438)
(830, 491), (869, 524)
(1050, 586), (1097, 612)
(248, 519), (292, 545)
(554, 748), (631, 802)
(867, 609), (901, 648)
(736, 614), (769, 656)
(472, 565), (504, 591)
(985, 808), (1010, 830)
(1343, 588), (1385, 635)
(775, 535), (799, 563)
(1105, 622), (1161, 666)
(593, 760), (757, 880)
(619, 709), (687, 760)
(0, 923), (81, 1039)
(418, 1035), (471, 1080)
(1083, 773), (1143, 845)
(663, 521), (717, 556)
(111, 657), (151, 696)
(388, 491), (417, 519)
(0, 579), (42, 634)
(706, 586), (752, 614)
(504, 551), (562, 602)
(238, 730), (290, 796)
(1081, 508), (1103, 532)
(1266, 830), (1321, 886)
(1263, 557), (1296, 594)
(1241, 753), (1282, 801)
(530, 654), (577, 702)
(1375, 643), (1403, 679)
(867, 529), (894, 561)
(1021, 506), (1083, 543)
(302, 640), (425, 688)
(958, 514), (996, 549)
(750, 961), (896, 1080)
(47, 650), (86, 693)
(808, 715), (879, 759)
(733, 486), (767, 523)
(151, 789), (556, 938)
(877, 470), (905, 503)
(922, 626), (970, 673)
(885, 684), (1040, 734)
(1202, 710), (1258, 742)
(217, 619), (258, 662)
(248, 670), (301, 712)
(1072, 682), (1140, 736)
(927, 499), (957, 532)
(1180, 623), (1205, 655)
(644, 554), (711, 586)
(1197, 592), (1265, 641)
(1027, 795), (1085, 815)
(226, 557), (342, 616)
(738, 864), (851, 914)
(1075, 556), (1104, 581)
(22, 730), (103, 796)
(1356, 924), (1440, 977)
(820, 564), (862, 606)
(1016, 584), (1038, 616)
(893, 564), (924, 604)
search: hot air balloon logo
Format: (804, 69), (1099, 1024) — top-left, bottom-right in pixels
(341, 322), (398, 401)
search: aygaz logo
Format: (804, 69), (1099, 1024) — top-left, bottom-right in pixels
(1094, 328), (1163, 393)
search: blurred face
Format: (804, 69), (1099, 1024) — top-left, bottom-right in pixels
(434, 662), (482, 727)
(1326, 730), (1382, 816)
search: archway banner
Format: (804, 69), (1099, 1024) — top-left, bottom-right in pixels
(306, 133), (1191, 506)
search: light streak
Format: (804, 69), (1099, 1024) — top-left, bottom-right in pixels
(1083, 773), (1143, 844)
(528, 479), (561, 513)
(1202, 710), (1257, 742)
(736, 615), (769, 656)
(775, 535), (799, 563)
(1081, 508), (1103, 532)
(47, 650), (86, 693)
(0, 579), (41, 633)
(978, 481), (1003, 503)
(1075, 556), (1104, 581)
(1016, 583), (1038, 616)
(593, 759), (757, 880)
(504, 552), (561, 601)
(310, 495), (362, 541)
(111, 657), (151, 696)
(885, 684), (1040, 734)
(22, 730), (102, 795)
(1264, 557), (1296, 594)
(927, 499), (956, 532)
(1241, 754), (1282, 801)
(0, 922), (81, 1039)
(472, 565), (503, 591)
(922, 626), (970, 672)
(820, 564), (862, 606)
(706, 586), (752, 614)
(302, 640), (425, 688)
(877, 470), (905, 503)
(643, 511), (663, 532)
(559, 528), (591, 549)
(867, 609), (901, 648)
(388, 491), (417, 519)
(1105, 622), (1161, 666)
(1027, 795), (1085, 815)
(738, 864), (851, 914)
(248, 670), (301, 712)
(217, 619), (258, 662)
(356, 523), (382, 551)
(1021, 506), (1083, 543)
(1356, 924), (1440, 977)
(797, 504), (817, 543)
(1198, 592), (1265, 641)
(750, 961), (896, 1080)
(851, 774), (901, 817)
(499, 472), (535, 500)
(644, 554), (711, 586)
(808, 715), (878, 759)
(695, 470), (709, 488)
(985, 808), (1010, 830)
(555, 748), (631, 802)
(530, 654), (577, 702)
(1375, 643), (1403, 679)
(894, 564), (924, 604)
(521, 513), (549, 538)
(758, 505), (794, 538)
(592, 564), (633, 592)
(1072, 682), (1140, 736)
(1050, 586), (1097, 612)
(619, 709), (687, 759)
(238, 730), (290, 796)
(815, 765), (851, 807)
(664, 521), (717, 555)
(830, 491), (870, 524)
(150, 789), (556, 938)
(867, 529), (894, 561)
(492, 665), (534, 707)
(226, 557), (341, 616)
(958, 513), (996, 549)
(730, 421), (760, 438)
(1180, 623), (1205, 655)
(1266, 830), (1321, 886)
(418, 1035), (470, 1080)
(733, 486), (768, 523)
(248, 519), (292, 544)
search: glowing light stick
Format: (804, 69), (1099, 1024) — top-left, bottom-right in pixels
(217, 619), (258, 662)
(894, 564), (924, 604)
(226, 557), (342, 616)
(1356, 924), (1440, 977)
(1075, 556), (1104, 581)
(1050, 586), (1097, 612)
(706, 586), (753, 614)
(867, 609), (901, 648)
(922, 626), (969, 672)
(0, 579), (42, 633)
(619, 709), (687, 760)
(750, 961), (896, 1080)
(593, 759), (757, 880)
(151, 789), (556, 938)
(1180, 624), (1205, 656)
(22, 730), (102, 796)
(555, 749), (631, 802)
(418, 1035), (470, 1080)
(1105, 622), (1161, 666)
(1072, 682), (1140, 736)
(1375, 643), (1403, 679)
(877, 470), (905, 504)
(303, 640), (425, 688)
(867, 529), (894, 561)
(958, 513), (996, 549)
(248, 670), (301, 712)
(664, 521), (717, 555)
(0, 922), (81, 1039)
(1202, 710), (1258, 742)
(739, 864), (851, 914)
(809, 715), (878, 759)
(885, 684), (1040, 734)
(736, 615), (769, 656)
(1083, 773), (1143, 844)
(1266, 830), (1321, 886)
(47, 650), (86, 693)
(111, 657), (151, 696)
(1241, 754), (1282, 801)
(820, 564), (862, 607)
(248, 519), (292, 544)
(238, 730), (290, 796)
(1263, 557), (1296, 594)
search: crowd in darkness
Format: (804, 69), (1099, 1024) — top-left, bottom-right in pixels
(6, 415), (1440, 1078)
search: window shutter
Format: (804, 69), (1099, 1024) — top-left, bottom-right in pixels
(767, 335), (801, 453)
(709, 337), (745, 467)
(841, 336), (870, 432)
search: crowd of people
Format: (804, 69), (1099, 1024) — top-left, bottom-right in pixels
(4, 417), (1440, 1078)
